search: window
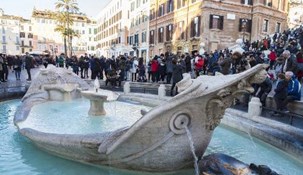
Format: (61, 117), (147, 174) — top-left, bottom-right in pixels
(29, 41), (32, 47)
(142, 31), (146, 43)
(136, 0), (141, 8)
(2, 36), (6, 43)
(158, 27), (164, 43)
(239, 18), (252, 33)
(166, 24), (173, 41)
(16, 46), (19, 50)
(20, 32), (25, 38)
(129, 36), (133, 45)
(3, 45), (6, 52)
(264, 0), (272, 7)
(131, 2), (135, 11)
(89, 28), (92, 34)
(2, 27), (5, 34)
(178, 21), (185, 40)
(134, 34), (139, 44)
(21, 40), (24, 46)
(241, 0), (253, 5)
(209, 15), (224, 30)
(29, 26), (32, 31)
(263, 19), (269, 32)
(192, 0), (197, 3)
(149, 30), (154, 44)
(167, 0), (174, 13)
(191, 16), (201, 37)
(276, 22), (281, 33)
(159, 4), (165, 17)
(150, 9), (155, 20)
(28, 33), (33, 38)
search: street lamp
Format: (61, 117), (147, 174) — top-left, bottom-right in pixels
(242, 19), (248, 43)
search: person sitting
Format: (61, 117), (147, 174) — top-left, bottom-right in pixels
(254, 76), (272, 106)
(285, 71), (301, 101)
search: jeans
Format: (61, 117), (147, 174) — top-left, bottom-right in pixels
(15, 70), (21, 80)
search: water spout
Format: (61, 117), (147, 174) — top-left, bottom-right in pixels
(94, 78), (100, 93)
(185, 126), (200, 175)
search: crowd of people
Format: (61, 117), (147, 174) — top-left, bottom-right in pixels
(1, 25), (303, 112)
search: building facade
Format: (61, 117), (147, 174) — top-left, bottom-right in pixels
(148, 0), (209, 56)
(31, 9), (96, 56)
(19, 19), (34, 54)
(288, 0), (303, 28)
(149, 0), (288, 55)
(0, 9), (22, 55)
(202, 0), (288, 52)
(95, 0), (130, 58)
(127, 0), (150, 62)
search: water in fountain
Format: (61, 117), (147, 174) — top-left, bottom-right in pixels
(185, 127), (200, 175)
(17, 99), (151, 134)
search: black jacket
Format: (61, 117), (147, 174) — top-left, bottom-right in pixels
(274, 80), (288, 100)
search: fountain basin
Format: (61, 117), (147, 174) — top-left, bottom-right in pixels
(81, 91), (108, 116)
(14, 64), (269, 172)
(4, 100), (303, 175)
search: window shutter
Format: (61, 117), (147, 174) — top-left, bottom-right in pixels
(239, 19), (243, 32)
(247, 19), (252, 33)
(249, 0), (253, 5)
(219, 16), (224, 30)
(209, 15), (213, 29)
(197, 16), (201, 36)
(191, 19), (194, 37)
(166, 25), (169, 41)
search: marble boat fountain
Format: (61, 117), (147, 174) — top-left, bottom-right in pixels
(14, 64), (268, 172)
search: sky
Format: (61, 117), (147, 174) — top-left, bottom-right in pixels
(0, 0), (111, 19)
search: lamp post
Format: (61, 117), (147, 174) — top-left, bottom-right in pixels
(242, 19), (248, 44)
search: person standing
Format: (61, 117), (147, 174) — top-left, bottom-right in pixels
(2, 55), (8, 81)
(58, 54), (65, 68)
(25, 52), (34, 81)
(13, 56), (23, 80)
(0, 54), (4, 82)
(274, 73), (289, 113)
(171, 57), (183, 96)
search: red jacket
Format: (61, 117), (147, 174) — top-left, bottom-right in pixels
(268, 51), (277, 61)
(151, 60), (159, 72)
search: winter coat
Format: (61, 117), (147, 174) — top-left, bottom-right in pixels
(166, 56), (173, 73)
(287, 76), (301, 101)
(274, 80), (288, 100)
(172, 63), (183, 83)
(220, 57), (231, 75)
(151, 60), (159, 72)
(25, 56), (33, 69)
